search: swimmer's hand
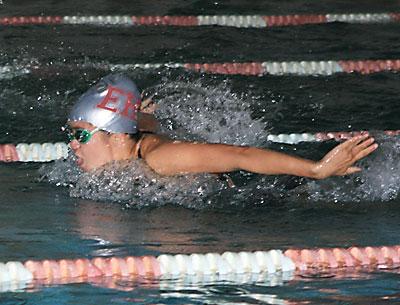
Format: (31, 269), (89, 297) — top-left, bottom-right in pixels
(140, 97), (157, 114)
(138, 97), (159, 132)
(311, 134), (378, 179)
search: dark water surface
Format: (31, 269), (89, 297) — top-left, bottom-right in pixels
(1, 1), (400, 304)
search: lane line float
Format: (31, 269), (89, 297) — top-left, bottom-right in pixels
(0, 245), (399, 292)
(0, 13), (399, 28)
(0, 142), (68, 162)
(2, 59), (400, 80)
(0, 130), (398, 162)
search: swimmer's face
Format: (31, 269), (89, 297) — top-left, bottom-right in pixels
(68, 121), (114, 172)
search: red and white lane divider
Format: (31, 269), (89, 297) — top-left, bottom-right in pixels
(0, 142), (68, 162)
(267, 130), (400, 144)
(0, 13), (399, 28)
(0, 130), (398, 163)
(0, 245), (399, 292)
(0, 65), (30, 79)
(2, 59), (400, 79)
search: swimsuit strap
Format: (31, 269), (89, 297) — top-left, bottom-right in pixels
(134, 135), (145, 159)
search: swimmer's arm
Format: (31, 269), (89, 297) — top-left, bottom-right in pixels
(144, 135), (378, 179)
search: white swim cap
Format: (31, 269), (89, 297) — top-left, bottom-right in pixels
(68, 74), (142, 134)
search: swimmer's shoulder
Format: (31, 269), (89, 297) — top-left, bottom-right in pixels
(139, 134), (171, 158)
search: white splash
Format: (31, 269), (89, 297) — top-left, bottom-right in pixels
(300, 135), (400, 202)
(152, 79), (268, 146)
(41, 155), (228, 209)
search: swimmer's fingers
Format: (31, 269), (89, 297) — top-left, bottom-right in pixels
(344, 166), (362, 175)
(353, 137), (375, 151)
(351, 138), (378, 162)
(341, 135), (377, 161)
(315, 135), (378, 179)
(342, 134), (369, 148)
(339, 137), (377, 176)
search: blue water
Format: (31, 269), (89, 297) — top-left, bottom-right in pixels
(1, 0), (400, 304)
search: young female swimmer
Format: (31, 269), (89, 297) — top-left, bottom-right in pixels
(65, 74), (378, 178)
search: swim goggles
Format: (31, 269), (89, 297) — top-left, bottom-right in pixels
(62, 126), (100, 144)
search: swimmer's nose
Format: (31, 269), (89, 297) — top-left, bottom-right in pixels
(69, 139), (80, 151)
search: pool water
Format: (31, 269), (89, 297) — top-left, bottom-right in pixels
(1, 0), (400, 304)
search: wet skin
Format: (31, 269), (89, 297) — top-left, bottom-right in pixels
(68, 121), (137, 172)
(68, 120), (378, 180)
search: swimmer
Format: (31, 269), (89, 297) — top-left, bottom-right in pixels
(65, 74), (378, 179)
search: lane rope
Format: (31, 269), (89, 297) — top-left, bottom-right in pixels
(0, 142), (68, 162)
(0, 13), (399, 28)
(0, 130), (398, 163)
(0, 245), (399, 292)
(2, 59), (400, 79)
